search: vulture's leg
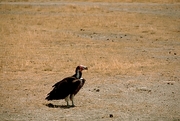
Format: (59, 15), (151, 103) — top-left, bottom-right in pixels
(65, 95), (70, 107)
(70, 94), (75, 107)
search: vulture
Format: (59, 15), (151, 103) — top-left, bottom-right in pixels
(45, 65), (88, 107)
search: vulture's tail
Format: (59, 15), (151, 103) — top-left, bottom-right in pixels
(45, 94), (52, 101)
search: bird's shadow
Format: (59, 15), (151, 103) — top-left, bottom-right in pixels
(45, 103), (75, 109)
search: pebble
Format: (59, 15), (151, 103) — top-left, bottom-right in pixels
(109, 114), (113, 118)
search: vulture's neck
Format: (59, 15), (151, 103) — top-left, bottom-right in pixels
(73, 70), (82, 79)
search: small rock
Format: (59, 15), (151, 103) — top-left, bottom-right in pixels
(137, 87), (151, 92)
(167, 82), (173, 85)
(164, 81), (175, 85)
(96, 89), (100, 92)
(94, 88), (100, 92)
(109, 114), (113, 118)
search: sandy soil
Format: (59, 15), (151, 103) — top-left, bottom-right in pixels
(0, 1), (180, 121)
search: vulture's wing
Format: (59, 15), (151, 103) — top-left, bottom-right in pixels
(45, 77), (76, 100)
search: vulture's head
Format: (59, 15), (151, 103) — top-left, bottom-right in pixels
(76, 65), (88, 72)
(74, 65), (88, 79)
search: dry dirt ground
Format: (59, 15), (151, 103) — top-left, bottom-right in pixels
(0, 0), (180, 121)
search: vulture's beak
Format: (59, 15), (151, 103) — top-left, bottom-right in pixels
(83, 66), (88, 70)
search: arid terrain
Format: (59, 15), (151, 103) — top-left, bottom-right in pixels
(0, 0), (180, 120)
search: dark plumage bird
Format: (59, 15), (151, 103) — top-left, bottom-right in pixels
(45, 65), (88, 107)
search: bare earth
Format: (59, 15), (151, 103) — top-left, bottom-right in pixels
(0, 1), (180, 121)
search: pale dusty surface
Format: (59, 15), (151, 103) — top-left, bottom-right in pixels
(0, 1), (180, 121)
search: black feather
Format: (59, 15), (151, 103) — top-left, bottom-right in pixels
(45, 77), (85, 100)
